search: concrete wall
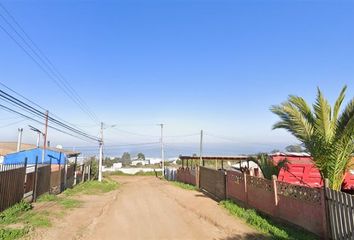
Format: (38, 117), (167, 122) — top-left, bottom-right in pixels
(226, 170), (327, 237)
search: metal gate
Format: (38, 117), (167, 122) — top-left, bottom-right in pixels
(199, 166), (226, 200)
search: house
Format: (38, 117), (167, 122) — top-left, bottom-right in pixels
(270, 152), (354, 190)
(131, 159), (150, 166)
(0, 142), (80, 167)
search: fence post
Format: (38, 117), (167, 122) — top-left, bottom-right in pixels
(64, 157), (68, 190)
(88, 164), (91, 181)
(48, 157), (52, 194)
(272, 175), (278, 217)
(23, 157), (28, 195)
(74, 156), (78, 186)
(243, 172), (248, 205)
(33, 156), (39, 202)
(81, 165), (85, 183)
(196, 166), (200, 189)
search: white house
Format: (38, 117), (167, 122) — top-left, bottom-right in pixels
(131, 159), (150, 166)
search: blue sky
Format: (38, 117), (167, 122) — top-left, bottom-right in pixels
(0, 1), (353, 156)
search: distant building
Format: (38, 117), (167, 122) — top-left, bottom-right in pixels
(131, 159), (150, 166)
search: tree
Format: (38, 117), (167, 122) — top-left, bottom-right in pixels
(103, 157), (119, 167)
(271, 86), (354, 190)
(255, 153), (287, 180)
(285, 144), (303, 153)
(137, 152), (145, 160)
(86, 156), (98, 179)
(121, 152), (131, 166)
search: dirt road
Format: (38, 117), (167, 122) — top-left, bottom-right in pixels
(32, 176), (265, 240)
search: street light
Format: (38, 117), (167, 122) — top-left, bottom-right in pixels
(29, 125), (44, 147)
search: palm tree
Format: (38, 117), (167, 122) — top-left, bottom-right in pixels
(255, 153), (287, 180)
(270, 86), (354, 190)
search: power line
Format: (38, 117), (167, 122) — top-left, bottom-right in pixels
(0, 81), (96, 134)
(0, 118), (26, 128)
(0, 103), (95, 143)
(73, 141), (161, 150)
(0, 3), (100, 123)
(0, 88), (100, 142)
(0, 90), (99, 140)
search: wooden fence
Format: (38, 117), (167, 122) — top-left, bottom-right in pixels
(36, 164), (51, 197)
(0, 165), (26, 211)
(0, 161), (89, 212)
(325, 187), (354, 239)
(199, 166), (226, 200)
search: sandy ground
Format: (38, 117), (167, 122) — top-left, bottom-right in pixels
(29, 176), (267, 240)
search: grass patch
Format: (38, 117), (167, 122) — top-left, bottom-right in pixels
(37, 193), (58, 202)
(64, 179), (118, 196)
(171, 181), (197, 191)
(58, 199), (81, 209)
(0, 227), (29, 240)
(21, 211), (51, 228)
(37, 193), (82, 209)
(0, 201), (32, 225)
(220, 200), (318, 240)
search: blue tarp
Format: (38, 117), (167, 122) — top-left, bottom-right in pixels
(4, 148), (67, 165)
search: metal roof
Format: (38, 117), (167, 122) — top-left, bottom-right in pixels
(0, 142), (80, 157)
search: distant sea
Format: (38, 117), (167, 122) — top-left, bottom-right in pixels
(74, 142), (290, 158)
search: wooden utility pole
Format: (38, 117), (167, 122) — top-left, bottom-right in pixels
(42, 110), (49, 163)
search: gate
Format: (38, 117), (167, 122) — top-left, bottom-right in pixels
(199, 166), (226, 200)
(36, 164), (51, 197)
(325, 187), (354, 239)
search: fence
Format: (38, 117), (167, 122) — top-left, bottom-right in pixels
(165, 168), (177, 181)
(174, 166), (328, 237)
(226, 170), (327, 237)
(0, 159), (89, 212)
(199, 166), (226, 200)
(0, 164), (26, 211)
(177, 167), (197, 186)
(325, 187), (354, 239)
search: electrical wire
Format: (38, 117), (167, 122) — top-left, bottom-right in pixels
(0, 89), (99, 141)
(0, 3), (100, 123)
(0, 104), (95, 143)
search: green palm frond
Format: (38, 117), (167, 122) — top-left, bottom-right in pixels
(271, 86), (354, 190)
(313, 88), (333, 142)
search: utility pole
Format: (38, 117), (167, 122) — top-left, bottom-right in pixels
(17, 128), (23, 152)
(42, 110), (49, 163)
(199, 129), (203, 166)
(160, 124), (164, 177)
(98, 122), (104, 182)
